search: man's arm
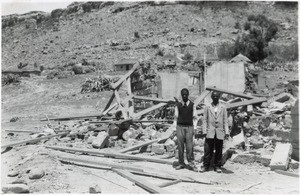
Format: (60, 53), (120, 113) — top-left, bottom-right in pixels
(202, 105), (208, 135)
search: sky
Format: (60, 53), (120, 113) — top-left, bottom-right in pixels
(1, 0), (74, 16)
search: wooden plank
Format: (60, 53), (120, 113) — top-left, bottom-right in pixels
(40, 114), (103, 121)
(89, 119), (172, 124)
(119, 139), (160, 153)
(112, 169), (169, 194)
(126, 77), (134, 117)
(226, 98), (267, 110)
(114, 90), (128, 119)
(133, 96), (172, 103)
(102, 102), (118, 116)
(158, 179), (182, 188)
(111, 63), (140, 89)
(5, 130), (39, 134)
(274, 169), (299, 178)
(130, 170), (211, 185)
(206, 86), (256, 99)
(102, 92), (116, 113)
(133, 103), (167, 119)
(46, 145), (174, 165)
(194, 90), (211, 106)
(1, 132), (69, 148)
(59, 156), (144, 172)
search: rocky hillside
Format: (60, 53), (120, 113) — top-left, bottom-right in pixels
(1, 1), (298, 71)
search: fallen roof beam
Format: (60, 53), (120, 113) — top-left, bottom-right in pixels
(226, 98), (267, 110)
(59, 156), (144, 172)
(111, 63), (140, 89)
(194, 90), (211, 106)
(46, 145), (174, 165)
(1, 132), (69, 148)
(40, 114), (103, 121)
(132, 103), (167, 119)
(112, 169), (169, 194)
(89, 119), (172, 124)
(119, 139), (160, 153)
(5, 130), (39, 134)
(133, 95), (172, 103)
(206, 86), (256, 99)
(158, 179), (182, 188)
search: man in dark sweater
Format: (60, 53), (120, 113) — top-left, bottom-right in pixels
(173, 88), (197, 170)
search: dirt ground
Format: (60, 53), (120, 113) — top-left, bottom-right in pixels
(1, 70), (299, 194)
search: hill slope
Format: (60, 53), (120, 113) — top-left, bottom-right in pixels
(1, 1), (298, 71)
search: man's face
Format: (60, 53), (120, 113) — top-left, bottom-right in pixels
(211, 92), (220, 102)
(181, 90), (189, 102)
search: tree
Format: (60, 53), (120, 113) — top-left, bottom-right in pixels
(234, 14), (278, 62)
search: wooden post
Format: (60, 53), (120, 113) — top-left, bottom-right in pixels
(126, 77), (134, 118)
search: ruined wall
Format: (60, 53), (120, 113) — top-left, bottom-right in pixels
(205, 61), (246, 93)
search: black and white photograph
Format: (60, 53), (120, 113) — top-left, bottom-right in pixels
(1, 0), (299, 193)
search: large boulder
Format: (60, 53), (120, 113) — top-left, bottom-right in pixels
(2, 184), (29, 193)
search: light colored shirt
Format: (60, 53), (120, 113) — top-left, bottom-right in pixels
(173, 100), (198, 130)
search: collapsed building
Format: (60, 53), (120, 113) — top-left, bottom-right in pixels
(2, 56), (299, 193)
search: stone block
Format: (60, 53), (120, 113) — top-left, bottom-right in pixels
(270, 143), (292, 171)
(2, 184), (29, 193)
(151, 143), (165, 155)
(29, 168), (45, 179)
(107, 124), (119, 136)
(256, 155), (272, 166)
(89, 184), (101, 193)
(92, 132), (109, 149)
(164, 139), (175, 152)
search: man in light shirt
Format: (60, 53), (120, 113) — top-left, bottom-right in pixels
(173, 88), (198, 170)
(201, 91), (229, 173)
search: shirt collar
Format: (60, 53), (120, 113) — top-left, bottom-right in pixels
(182, 100), (190, 106)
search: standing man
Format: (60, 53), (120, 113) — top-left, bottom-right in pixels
(173, 88), (198, 170)
(201, 91), (229, 173)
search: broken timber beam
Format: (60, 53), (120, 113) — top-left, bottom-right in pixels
(1, 132), (69, 148)
(158, 179), (182, 188)
(112, 169), (169, 194)
(194, 90), (211, 106)
(101, 92), (116, 114)
(40, 114), (103, 121)
(59, 156), (144, 172)
(206, 86), (256, 99)
(132, 103), (167, 119)
(46, 145), (174, 165)
(89, 119), (172, 124)
(133, 95), (172, 103)
(111, 63), (140, 89)
(226, 98), (267, 110)
(119, 139), (160, 153)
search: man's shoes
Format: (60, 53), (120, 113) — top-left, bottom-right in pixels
(199, 166), (209, 173)
(214, 167), (222, 173)
(175, 164), (185, 170)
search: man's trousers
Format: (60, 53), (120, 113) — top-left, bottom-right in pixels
(176, 125), (194, 165)
(203, 135), (223, 168)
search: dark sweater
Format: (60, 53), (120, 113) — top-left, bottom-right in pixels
(178, 101), (194, 126)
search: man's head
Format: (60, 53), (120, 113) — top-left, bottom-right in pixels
(181, 88), (189, 102)
(211, 91), (221, 104)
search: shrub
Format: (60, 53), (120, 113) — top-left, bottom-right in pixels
(51, 9), (64, 18)
(234, 21), (241, 29)
(234, 14), (278, 62)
